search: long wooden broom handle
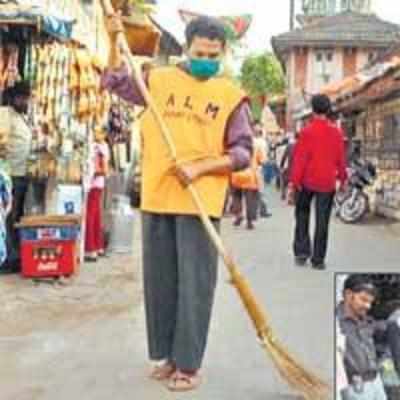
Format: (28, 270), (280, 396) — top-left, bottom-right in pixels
(100, 8), (329, 399)
(101, 0), (270, 337)
(101, 0), (234, 269)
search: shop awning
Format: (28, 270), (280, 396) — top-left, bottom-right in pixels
(0, 1), (75, 40)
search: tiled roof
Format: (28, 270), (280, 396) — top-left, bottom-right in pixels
(320, 76), (364, 99)
(321, 55), (400, 109)
(337, 56), (400, 100)
(272, 12), (400, 56)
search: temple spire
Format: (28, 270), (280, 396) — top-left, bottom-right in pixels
(340, 0), (372, 13)
(302, 0), (337, 16)
(302, 0), (372, 16)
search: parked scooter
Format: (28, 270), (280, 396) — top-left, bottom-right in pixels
(334, 159), (377, 223)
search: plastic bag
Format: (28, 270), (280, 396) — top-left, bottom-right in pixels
(0, 168), (12, 266)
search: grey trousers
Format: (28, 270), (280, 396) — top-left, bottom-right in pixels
(141, 212), (220, 371)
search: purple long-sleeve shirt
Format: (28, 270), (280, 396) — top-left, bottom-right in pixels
(101, 65), (253, 170)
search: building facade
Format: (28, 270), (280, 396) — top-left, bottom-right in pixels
(272, 9), (400, 130)
(333, 52), (400, 219)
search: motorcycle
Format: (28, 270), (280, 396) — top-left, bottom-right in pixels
(334, 159), (377, 224)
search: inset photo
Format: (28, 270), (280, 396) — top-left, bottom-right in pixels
(336, 274), (400, 400)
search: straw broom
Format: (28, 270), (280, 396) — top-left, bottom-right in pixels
(100, 1), (330, 398)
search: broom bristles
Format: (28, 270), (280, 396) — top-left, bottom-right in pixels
(266, 337), (327, 387)
(229, 273), (329, 399)
(261, 335), (330, 400)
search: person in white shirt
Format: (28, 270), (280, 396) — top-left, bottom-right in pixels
(2, 81), (32, 274)
(253, 122), (271, 218)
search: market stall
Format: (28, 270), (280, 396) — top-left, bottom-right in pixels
(0, 0), (167, 276)
(0, 1), (113, 276)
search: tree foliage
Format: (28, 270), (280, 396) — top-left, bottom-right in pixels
(240, 53), (285, 97)
(239, 52), (285, 119)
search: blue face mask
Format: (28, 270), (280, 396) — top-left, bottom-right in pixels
(189, 59), (221, 79)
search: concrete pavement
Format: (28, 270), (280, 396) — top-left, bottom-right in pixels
(1, 188), (400, 400)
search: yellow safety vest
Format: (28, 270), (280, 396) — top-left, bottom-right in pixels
(140, 66), (245, 218)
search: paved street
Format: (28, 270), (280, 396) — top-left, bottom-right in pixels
(1, 188), (400, 400)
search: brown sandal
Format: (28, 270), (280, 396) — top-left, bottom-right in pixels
(167, 370), (202, 392)
(149, 363), (176, 381)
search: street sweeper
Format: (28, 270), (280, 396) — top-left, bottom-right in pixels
(102, 12), (253, 392)
(101, 1), (329, 397)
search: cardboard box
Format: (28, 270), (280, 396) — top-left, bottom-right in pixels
(45, 183), (83, 215)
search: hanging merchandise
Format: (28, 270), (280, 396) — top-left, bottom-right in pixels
(0, 1), (113, 189)
(20, 37), (111, 185)
(70, 46), (111, 124)
(108, 103), (124, 143)
(107, 98), (134, 170)
(0, 43), (20, 92)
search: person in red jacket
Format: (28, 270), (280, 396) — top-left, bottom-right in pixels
(288, 94), (347, 270)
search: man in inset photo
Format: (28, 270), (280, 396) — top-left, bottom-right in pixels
(336, 274), (400, 400)
(336, 275), (387, 400)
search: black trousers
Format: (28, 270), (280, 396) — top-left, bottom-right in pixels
(231, 188), (259, 222)
(293, 187), (335, 265)
(281, 169), (289, 200)
(5, 177), (30, 267)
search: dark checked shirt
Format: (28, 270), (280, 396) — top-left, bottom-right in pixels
(387, 310), (400, 377)
(336, 302), (379, 382)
